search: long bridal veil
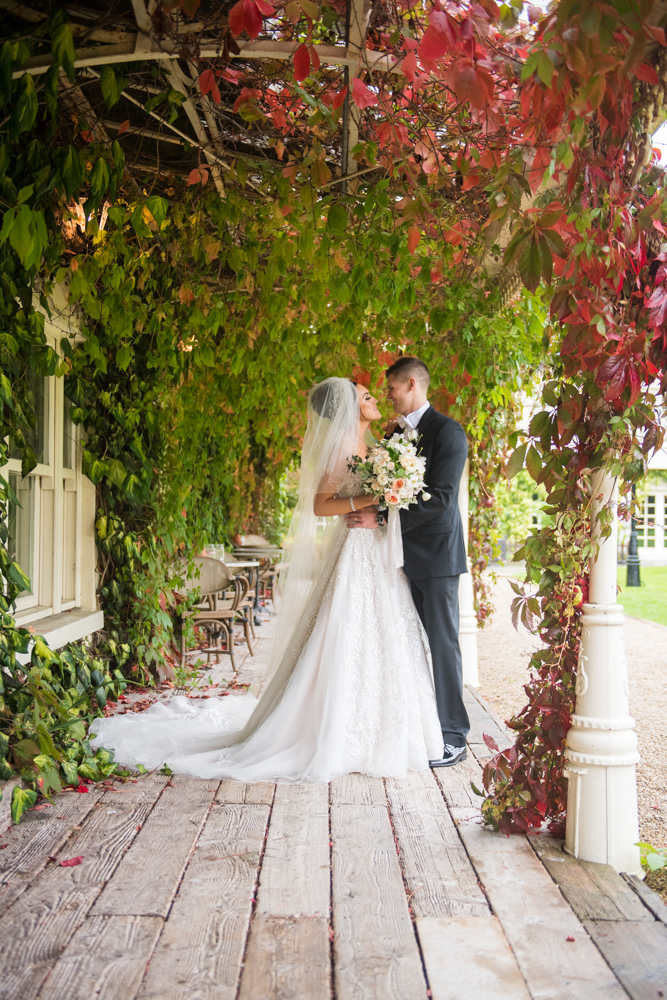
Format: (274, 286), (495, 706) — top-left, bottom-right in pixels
(228, 377), (360, 741)
(91, 377), (362, 760)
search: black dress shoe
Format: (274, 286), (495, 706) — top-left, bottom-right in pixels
(429, 745), (467, 768)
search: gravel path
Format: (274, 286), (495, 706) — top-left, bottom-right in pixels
(476, 574), (667, 848)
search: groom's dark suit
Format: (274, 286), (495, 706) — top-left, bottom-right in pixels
(390, 405), (470, 747)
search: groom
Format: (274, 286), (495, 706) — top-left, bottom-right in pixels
(347, 357), (470, 767)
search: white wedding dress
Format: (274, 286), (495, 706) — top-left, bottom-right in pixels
(90, 467), (444, 783)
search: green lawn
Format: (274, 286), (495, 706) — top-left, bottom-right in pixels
(617, 565), (667, 627)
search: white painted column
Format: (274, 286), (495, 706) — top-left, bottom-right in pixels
(564, 470), (641, 874)
(458, 458), (479, 687)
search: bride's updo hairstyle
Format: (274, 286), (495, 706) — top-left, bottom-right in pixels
(309, 378), (358, 419)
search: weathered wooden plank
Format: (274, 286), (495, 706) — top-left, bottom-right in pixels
(385, 771), (488, 919)
(238, 916), (330, 1000)
(584, 920), (667, 1000)
(432, 754), (485, 810)
(36, 914), (163, 1000)
(0, 788), (103, 912)
(257, 782), (329, 918)
(330, 772), (385, 805)
(458, 821), (627, 1000)
(92, 777), (218, 917)
(622, 872), (667, 926)
(136, 803), (269, 1000)
(217, 781), (275, 805)
(528, 836), (629, 921)
(331, 801), (427, 1000)
(465, 685), (513, 736)
(578, 859), (653, 922)
(0, 773), (167, 1000)
(416, 915), (531, 1000)
(466, 743), (493, 765)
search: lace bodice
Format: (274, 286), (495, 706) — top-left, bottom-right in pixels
(336, 466), (366, 499)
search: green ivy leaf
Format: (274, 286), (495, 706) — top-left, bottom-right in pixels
(505, 443), (527, 479)
(519, 236), (542, 294)
(0, 40), (12, 107)
(11, 786), (37, 824)
(106, 458), (128, 488)
(145, 195), (168, 226)
(99, 64), (129, 111)
(51, 22), (76, 82)
(61, 146), (85, 200)
(327, 204), (347, 233)
(526, 445), (543, 483)
(10, 73), (38, 135)
(116, 345), (132, 370)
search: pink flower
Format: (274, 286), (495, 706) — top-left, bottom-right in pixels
(391, 478), (406, 491)
(384, 491), (400, 506)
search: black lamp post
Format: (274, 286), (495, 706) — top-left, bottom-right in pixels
(626, 482), (641, 588)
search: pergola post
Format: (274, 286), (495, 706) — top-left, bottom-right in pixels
(564, 470), (641, 874)
(458, 458), (479, 687)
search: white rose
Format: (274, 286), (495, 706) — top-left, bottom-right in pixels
(422, 491), (431, 501)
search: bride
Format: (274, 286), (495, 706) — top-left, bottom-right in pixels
(90, 377), (444, 781)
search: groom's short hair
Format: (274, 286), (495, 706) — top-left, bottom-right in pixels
(385, 356), (430, 389)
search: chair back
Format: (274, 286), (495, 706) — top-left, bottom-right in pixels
(233, 533), (271, 547)
(179, 556), (235, 596)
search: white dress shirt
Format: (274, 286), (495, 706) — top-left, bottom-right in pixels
(396, 402), (430, 430)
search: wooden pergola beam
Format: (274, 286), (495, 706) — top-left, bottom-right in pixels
(12, 37), (401, 79)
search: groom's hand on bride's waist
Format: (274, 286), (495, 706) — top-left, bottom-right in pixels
(345, 507), (379, 529)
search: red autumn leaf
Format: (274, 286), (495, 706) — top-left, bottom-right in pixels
(635, 63), (659, 85)
(628, 362), (642, 404)
(446, 60), (492, 109)
(117, 119), (129, 135)
(179, 284), (195, 305)
(75, 784), (89, 793)
(407, 225), (420, 254)
(199, 69), (220, 103)
(187, 166), (209, 186)
(272, 109), (287, 128)
(419, 26), (450, 61)
(596, 354), (627, 400)
(401, 50), (417, 82)
(60, 856), (84, 867)
(228, 0), (246, 34)
(293, 43), (310, 82)
(483, 732), (500, 752)
(309, 44), (320, 72)
(428, 8), (458, 44)
(254, 0), (275, 12)
(243, 0), (263, 36)
(351, 77), (378, 109)
(653, 219), (667, 236)
(646, 24), (666, 46)
(332, 86), (348, 110)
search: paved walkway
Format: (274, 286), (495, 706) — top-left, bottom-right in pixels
(1, 616), (666, 999)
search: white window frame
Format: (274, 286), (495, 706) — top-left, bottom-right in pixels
(2, 317), (85, 625)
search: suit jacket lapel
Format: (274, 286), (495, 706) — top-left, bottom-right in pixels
(415, 404), (435, 436)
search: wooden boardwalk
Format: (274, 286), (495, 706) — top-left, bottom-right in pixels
(1, 619), (666, 1000)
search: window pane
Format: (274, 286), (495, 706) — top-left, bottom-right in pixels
(8, 473), (34, 596)
(63, 396), (75, 469)
(9, 372), (49, 465)
(648, 495), (656, 503)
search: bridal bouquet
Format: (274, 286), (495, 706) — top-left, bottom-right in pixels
(348, 431), (430, 509)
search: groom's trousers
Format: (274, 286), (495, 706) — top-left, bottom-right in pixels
(409, 575), (470, 747)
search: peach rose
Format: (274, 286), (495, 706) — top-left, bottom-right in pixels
(391, 478), (406, 491)
(384, 491), (400, 506)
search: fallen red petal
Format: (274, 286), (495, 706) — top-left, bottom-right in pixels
(60, 856), (84, 867)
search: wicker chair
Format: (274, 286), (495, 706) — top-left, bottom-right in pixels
(178, 557), (254, 671)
